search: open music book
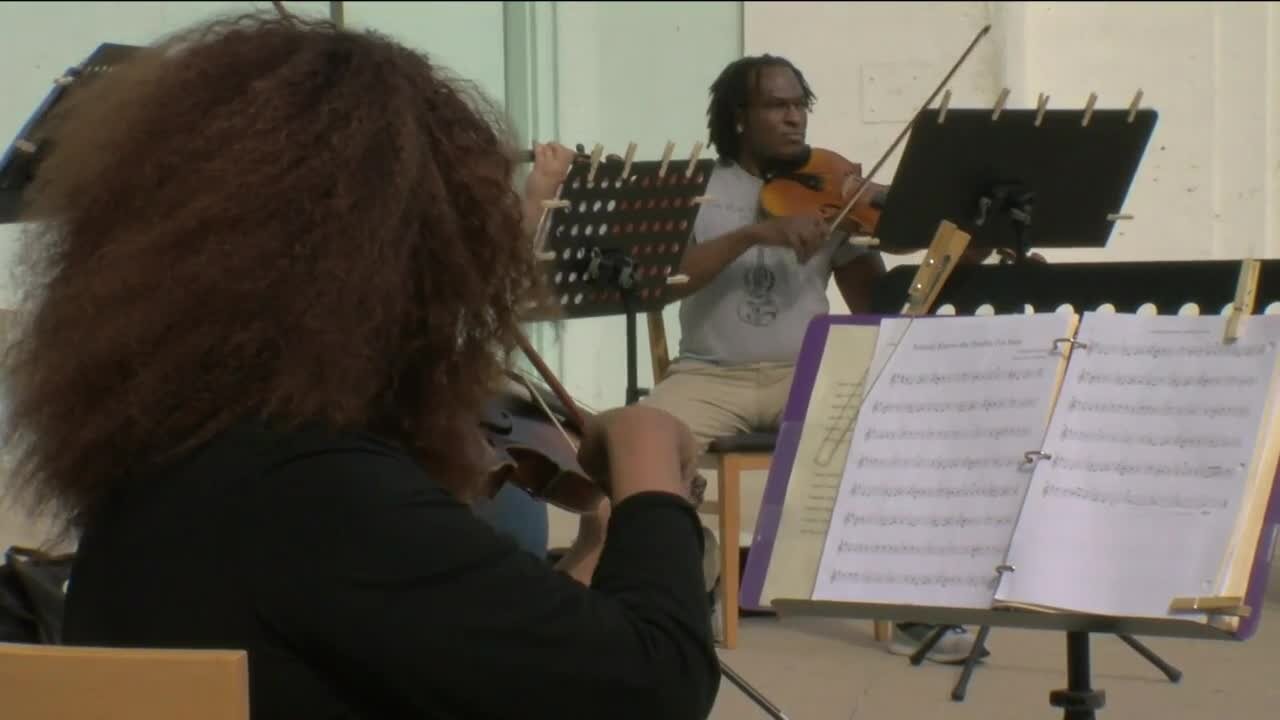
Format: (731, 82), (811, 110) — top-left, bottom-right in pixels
(792, 311), (1280, 634)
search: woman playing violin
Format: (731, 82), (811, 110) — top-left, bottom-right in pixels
(2, 9), (718, 720)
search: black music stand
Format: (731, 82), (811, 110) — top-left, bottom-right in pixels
(1, 43), (143, 223)
(873, 106), (1158, 261)
(532, 150), (715, 405)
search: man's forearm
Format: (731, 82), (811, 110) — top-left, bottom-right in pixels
(668, 225), (762, 300)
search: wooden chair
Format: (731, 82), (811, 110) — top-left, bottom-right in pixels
(647, 312), (768, 649)
(0, 641), (250, 720)
(646, 311), (893, 648)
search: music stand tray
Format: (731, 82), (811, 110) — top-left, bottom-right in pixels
(530, 150), (715, 404)
(873, 107), (1158, 259)
(1, 42), (144, 224)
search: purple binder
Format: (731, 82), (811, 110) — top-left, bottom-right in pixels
(739, 313), (884, 612)
(739, 313), (1280, 639)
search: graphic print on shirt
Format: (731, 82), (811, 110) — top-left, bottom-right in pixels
(738, 246), (779, 326)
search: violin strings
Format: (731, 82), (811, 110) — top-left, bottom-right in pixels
(511, 367), (602, 417)
(514, 372), (579, 451)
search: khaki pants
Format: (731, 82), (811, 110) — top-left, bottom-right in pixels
(641, 359), (796, 452)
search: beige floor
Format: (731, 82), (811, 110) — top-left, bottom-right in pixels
(708, 578), (1280, 720)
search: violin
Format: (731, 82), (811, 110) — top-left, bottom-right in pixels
(759, 147), (890, 237)
(758, 24), (993, 243)
(477, 328), (707, 515)
(477, 332), (602, 515)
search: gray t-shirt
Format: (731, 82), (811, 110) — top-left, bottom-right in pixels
(676, 161), (871, 366)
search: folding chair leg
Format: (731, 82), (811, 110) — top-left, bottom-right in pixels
(717, 454), (741, 650)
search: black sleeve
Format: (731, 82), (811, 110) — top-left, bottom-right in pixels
(241, 448), (720, 720)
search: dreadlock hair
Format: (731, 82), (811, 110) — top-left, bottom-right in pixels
(705, 54), (816, 164)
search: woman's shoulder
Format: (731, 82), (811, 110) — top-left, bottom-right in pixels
(191, 419), (432, 496)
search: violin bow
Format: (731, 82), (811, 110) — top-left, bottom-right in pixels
(512, 327), (709, 505)
(826, 24), (992, 238)
(513, 329), (589, 431)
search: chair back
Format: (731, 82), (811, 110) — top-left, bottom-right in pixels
(0, 641), (249, 720)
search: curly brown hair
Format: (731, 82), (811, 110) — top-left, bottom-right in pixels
(2, 9), (542, 534)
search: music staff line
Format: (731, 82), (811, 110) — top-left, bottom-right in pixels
(851, 455), (1023, 472)
(836, 541), (1007, 558)
(870, 397), (1038, 415)
(1075, 370), (1258, 389)
(888, 367), (1047, 386)
(848, 482), (1023, 501)
(1058, 425), (1244, 450)
(1065, 397), (1250, 419)
(1084, 341), (1272, 360)
(842, 513), (1017, 529)
(1041, 482), (1229, 511)
(827, 570), (997, 589)
(864, 426), (1033, 442)
(1044, 456), (1242, 480)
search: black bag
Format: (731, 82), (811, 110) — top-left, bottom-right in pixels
(0, 545), (74, 644)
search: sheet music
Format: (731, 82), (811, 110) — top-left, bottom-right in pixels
(995, 312), (1280, 620)
(812, 313), (1076, 608)
(758, 322), (898, 608)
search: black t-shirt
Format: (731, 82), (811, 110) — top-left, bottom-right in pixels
(62, 421), (720, 719)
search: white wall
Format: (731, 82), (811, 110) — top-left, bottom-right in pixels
(0, 2), (329, 310)
(342, 1), (506, 105)
(745, 1), (1280, 307)
(1004, 1), (1279, 264)
(724, 0), (1280, 547)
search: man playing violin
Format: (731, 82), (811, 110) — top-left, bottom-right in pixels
(642, 54), (987, 663)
